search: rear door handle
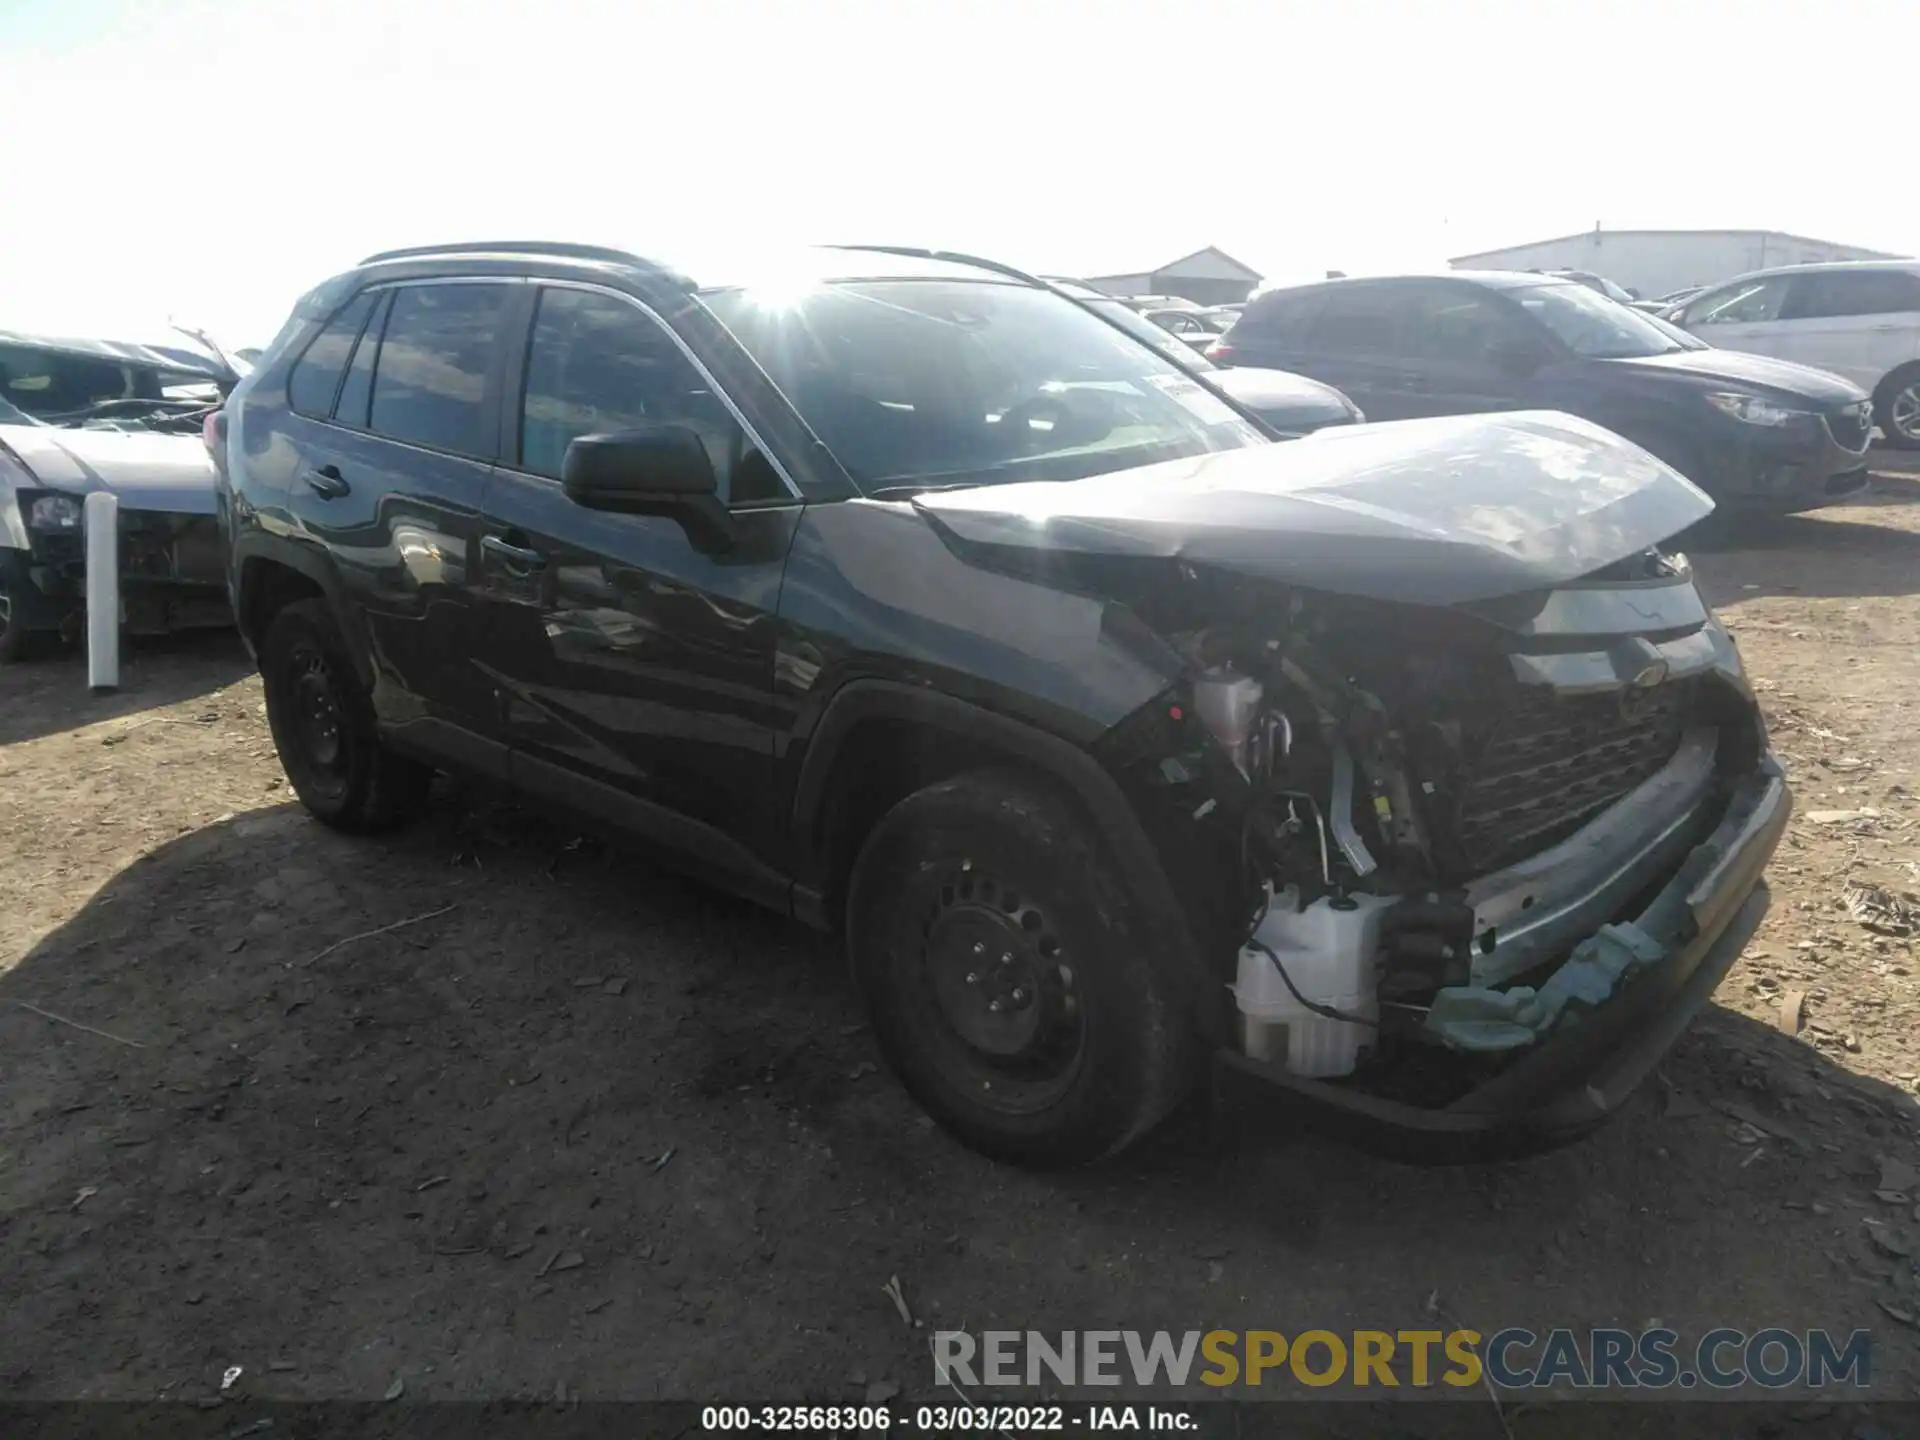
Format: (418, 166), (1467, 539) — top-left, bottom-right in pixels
(305, 465), (350, 500)
(481, 533), (547, 571)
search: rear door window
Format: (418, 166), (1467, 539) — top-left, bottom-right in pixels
(1305, 286), (1410, 356)
(1786, 269), (1920, 320)
(287, 291), (378, 418)
(367, 283), (512, 457)
(1400, 285), (1525, 363)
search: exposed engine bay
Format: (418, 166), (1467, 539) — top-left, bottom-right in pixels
(1096, 545), (1765, 1101)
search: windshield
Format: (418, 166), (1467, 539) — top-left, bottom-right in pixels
(703, 279), (1261, 493)
(1510, 282), (1687, 360)
(1640, 310), (1709, 351)
(0, 340), (228, 431)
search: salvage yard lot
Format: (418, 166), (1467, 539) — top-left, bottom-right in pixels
(6, 476), (1920, 1410)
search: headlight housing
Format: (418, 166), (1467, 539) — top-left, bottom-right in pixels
(27, 493), (84, 531)
(1704, 392), (1807, 428)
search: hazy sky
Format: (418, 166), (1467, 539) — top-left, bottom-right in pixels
(4, 0), (1914, 347)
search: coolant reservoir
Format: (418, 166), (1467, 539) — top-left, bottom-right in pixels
(1233, 888), (1397, 1078)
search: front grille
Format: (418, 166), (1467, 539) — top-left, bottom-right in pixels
(1825, 402), (1873, 453)
(1438, 682), (1691, 876)
(28, 511), (223, 585)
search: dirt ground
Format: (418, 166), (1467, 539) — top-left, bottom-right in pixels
(6, 469), (1920, 1419)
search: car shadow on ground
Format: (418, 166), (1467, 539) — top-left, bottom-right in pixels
(1692, 489), (1920, 603)
(0, 630), (253, 747)
(3, 793), (1916, 1402)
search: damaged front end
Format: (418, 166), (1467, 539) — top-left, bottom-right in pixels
(909, 412), (1791, 1157)
(0, 429), (229, 649)
(1091, 548), (1788, 1160)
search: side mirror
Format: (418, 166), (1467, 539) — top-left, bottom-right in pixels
(561, 425), (736, 551)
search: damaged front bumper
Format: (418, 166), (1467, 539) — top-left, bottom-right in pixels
(3, 511), (229, 639)
(1215, 750), (1791, 1162)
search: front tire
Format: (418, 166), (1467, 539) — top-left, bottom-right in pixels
(261, 598), (430, 832)
(846, 770), (1193, 1166)
(1874, 364), (1920, 451)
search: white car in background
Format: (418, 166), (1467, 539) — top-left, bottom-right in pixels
(1667, 260), (1920, 448)
(0, 326), (240, 660)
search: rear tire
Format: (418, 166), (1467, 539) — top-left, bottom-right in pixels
(846, 769), (1193, 1166)
(261, 598), (430, 832)
(1874, 364), (1920, 451)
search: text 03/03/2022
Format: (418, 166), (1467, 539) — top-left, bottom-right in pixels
(699, 1405), (1195, 1431)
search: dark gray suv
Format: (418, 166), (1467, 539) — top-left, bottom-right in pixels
(211, 241), (1789, 1165)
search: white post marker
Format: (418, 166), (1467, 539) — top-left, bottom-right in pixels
(84, 490), (119, 694)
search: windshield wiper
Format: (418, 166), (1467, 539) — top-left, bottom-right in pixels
(43, 396), (217, 431)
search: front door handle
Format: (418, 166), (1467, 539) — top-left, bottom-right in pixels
(305, 465), (350, 500)
(481, 533), (547, 571)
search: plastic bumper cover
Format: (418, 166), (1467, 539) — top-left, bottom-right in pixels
(1214, 754), (1791, 1162)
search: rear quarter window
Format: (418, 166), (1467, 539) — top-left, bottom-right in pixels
(1236, 289), (1325, 344)
(1789, 269), (1920, 320)
(287, 291), (378, 418)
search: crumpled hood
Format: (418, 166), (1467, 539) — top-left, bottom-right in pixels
(1600, 346), (1868, 405)
(0, 423), (218, 514)
(912, 410), (1714, 607)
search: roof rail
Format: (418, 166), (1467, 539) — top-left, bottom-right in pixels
(357, 239), (650, 267)
(827, 244), (1053, 291)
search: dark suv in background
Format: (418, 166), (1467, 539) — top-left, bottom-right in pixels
(212, 241), (1787, 1165)
(1042, 277), (1363, 434)
(1210, 272), (1875, 514)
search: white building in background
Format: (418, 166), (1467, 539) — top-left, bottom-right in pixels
(1448, 228), (1907, 301)
(1082, 247), (1263, 307)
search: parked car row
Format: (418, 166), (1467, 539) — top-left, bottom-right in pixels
(1458, 258), (1920, 449)
(1657, 261), (1920, 448)
(189, 239), (1788, 1167)
(1045, 279), (1361, 434)
(1208, 270), (1879, 511)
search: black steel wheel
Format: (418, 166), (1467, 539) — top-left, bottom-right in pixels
(909, 863), (1088, 1113)
(261, 598), (430, 832)
(848, 770), (1193, 1165)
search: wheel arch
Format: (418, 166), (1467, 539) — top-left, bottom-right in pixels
(787, 680), (1222, 1038)
(1873, 360), (1920, 447)
(232, 537), (374, 690)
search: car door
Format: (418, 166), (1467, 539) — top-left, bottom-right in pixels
(474, 281), (803, 904)
(1286, 281), (1444, 421)
(1388, 282), (1534, 418)
(1673, 274), (1797, 363)
(279, 278), (514, 772)
(1775, 269), (1920, 392)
